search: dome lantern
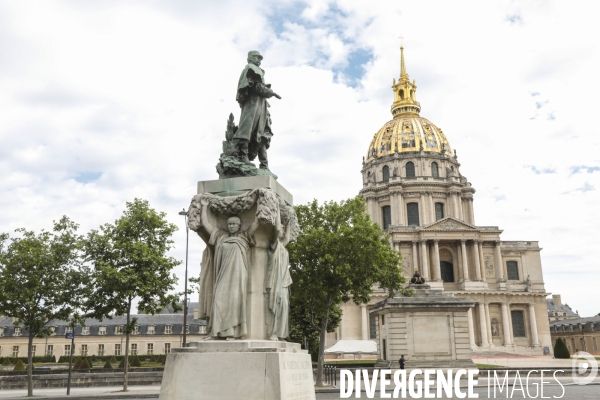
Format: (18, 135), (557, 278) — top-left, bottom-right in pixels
(391, 46), (421, 117)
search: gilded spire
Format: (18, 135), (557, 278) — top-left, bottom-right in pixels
(391, 45), (420, 117)
(400, 46), (408, 80)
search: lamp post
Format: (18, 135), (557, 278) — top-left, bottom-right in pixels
(178, 209), (189, 347)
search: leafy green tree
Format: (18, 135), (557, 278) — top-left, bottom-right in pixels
(287, 196), (407, 386)
(103, 360), (113, 369)
(0, 217), (86, 397)
(85, 198), (181, 391)
(554, 338), (570, 359)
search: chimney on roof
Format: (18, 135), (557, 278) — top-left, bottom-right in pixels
(552, 294), (562, 306)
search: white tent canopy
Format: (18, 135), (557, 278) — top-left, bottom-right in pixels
(324, 340), (378, 355)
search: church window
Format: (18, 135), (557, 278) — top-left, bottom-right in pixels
(506, 261), (519, 280)
(399, 89), (404, 100)
(435, 203), (444, 221)
(440, 261), (454, 283)
(382, 166), (390, 182)
(407, 203), (419, 226)
(369, 314), (377, 339)
(511, 310), (526, 337)
(431, 162), (439, 177)
(382, 206), (392, 230)
(406, 162), (415, 178)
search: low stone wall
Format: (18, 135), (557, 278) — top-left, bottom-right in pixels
(0, 370), (163, 390)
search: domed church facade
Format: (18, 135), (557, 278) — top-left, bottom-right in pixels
(328, 47), (553, 357)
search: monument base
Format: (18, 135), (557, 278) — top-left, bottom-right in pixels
(371, 286), (477, 371)
(159, 340), (316, 400)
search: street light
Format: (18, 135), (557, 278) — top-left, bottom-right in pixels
(178, 208), (189, 347)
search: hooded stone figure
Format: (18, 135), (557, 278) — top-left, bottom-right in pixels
(234, 50), (281, 169)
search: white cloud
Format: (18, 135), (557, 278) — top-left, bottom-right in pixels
(0, 0), (598, 317)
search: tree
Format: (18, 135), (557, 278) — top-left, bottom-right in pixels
(0, 217), (86, 397)
(287, 196), (407, 386)
(85, 198), (181, 392)
(554, 338), (570, 359)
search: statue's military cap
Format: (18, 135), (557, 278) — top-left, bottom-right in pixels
(247, 50), (263, 60)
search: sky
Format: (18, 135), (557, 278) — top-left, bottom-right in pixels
(1, 0), (598, 317)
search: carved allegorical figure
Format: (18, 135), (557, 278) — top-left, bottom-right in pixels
(197, 197), (259, 338)
(265, 205), (293, 340)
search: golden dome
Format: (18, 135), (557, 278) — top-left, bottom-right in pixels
(366, 46), (453, 162)
(366, 116), (453, 161)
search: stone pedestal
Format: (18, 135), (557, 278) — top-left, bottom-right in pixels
(371, 285), (477, 370)
(159, 341), (316, 400)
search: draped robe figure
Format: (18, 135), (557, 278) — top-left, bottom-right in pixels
(265, 239), (293, 340)
(196, 198), (259, 339)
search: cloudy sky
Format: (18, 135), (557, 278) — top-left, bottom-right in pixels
(1, 1), (598, 317)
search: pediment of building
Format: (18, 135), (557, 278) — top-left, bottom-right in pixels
(422, 217), (478, 231)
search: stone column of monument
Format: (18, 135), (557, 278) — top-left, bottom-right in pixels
(159, 50), (316, 400)
(467, 307), (477, 349)
(501, 303), (513, 346)
(456, 242), (464, 280)
(412, 241), (419, 273)
(460, 239), (469, 281)
(484, 303), (494, 347)
(529, 303), (541, 346)
(420, 240), (429, 279)
(478, 302), (489, 347)
(478, 241), (486, 281)
(361, 304), (368, 340)
(473, 240), (482, 281)
(432, 239), (441, 281)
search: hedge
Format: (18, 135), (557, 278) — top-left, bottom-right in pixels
(554, 338), (571, 359)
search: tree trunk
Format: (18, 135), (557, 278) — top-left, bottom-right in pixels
(27, 331), (34, 396)
(315, 306), (330, 387)
(123, 301), (130, 392)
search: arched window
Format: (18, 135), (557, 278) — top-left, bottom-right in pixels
(382, 166), (390, 182)
(382, 206), (391, 230)
(431, 162), (439, 178)
(440, 261), (454, 282)
(435, 203), (444, 221)
(506, 261), (519, 280)
(407, 202), (419, 226)
(406, 162), (415, 178)
(399, 89), (405, 99)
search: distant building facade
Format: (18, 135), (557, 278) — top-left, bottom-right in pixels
(549, 315), (600, 355)
(0, 303), (207, 359)
(546, 294), (580, 322)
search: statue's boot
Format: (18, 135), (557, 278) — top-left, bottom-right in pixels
(258, 145), (268, 169)
(238, 140), (251, 164)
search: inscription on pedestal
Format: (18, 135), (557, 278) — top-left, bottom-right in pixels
(281, 356), (315, 400)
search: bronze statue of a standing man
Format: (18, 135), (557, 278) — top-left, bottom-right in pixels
(234, 51), (281, 170)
